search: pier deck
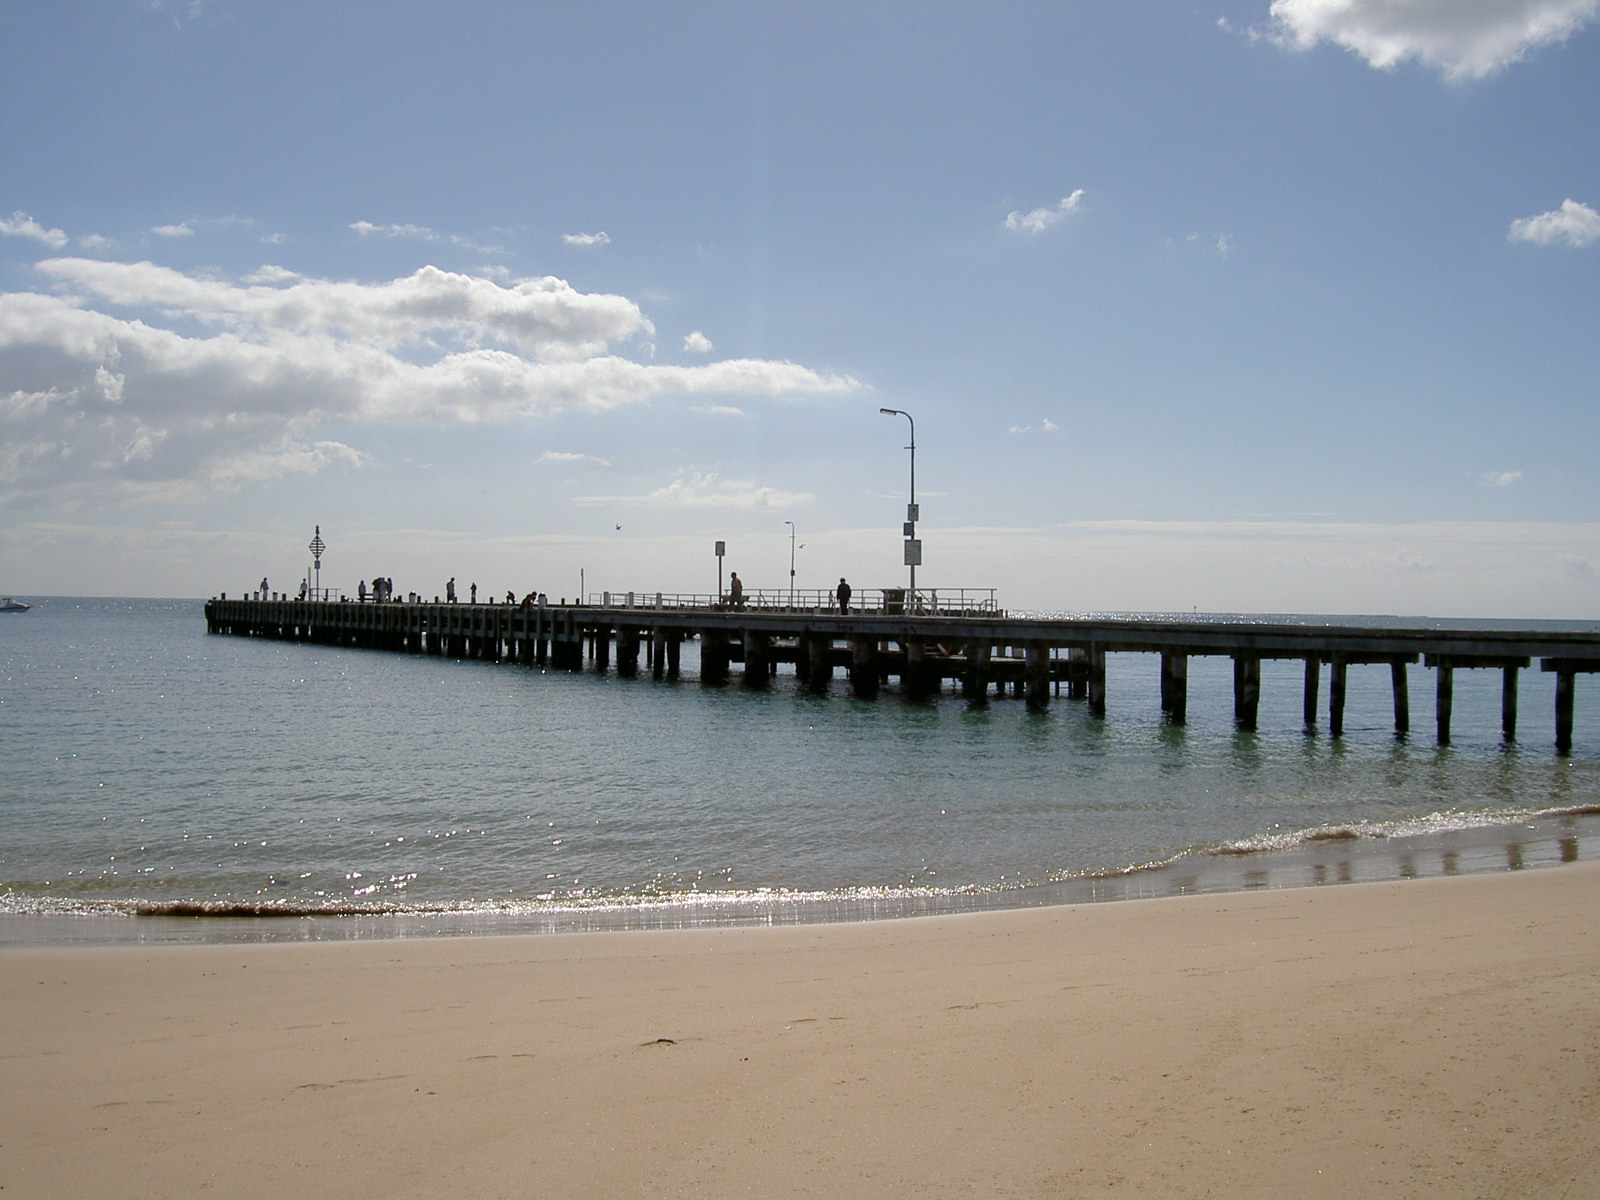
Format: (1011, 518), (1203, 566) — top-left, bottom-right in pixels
(204, 597), (1600, 754)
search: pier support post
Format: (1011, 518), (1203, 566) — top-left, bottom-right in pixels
(1087, 646), (1106, 717)
(700, 630), (730, 684)
(1233, 655), (1260, 731)
(1303, 657), (1320, 731)
(1024, 643), (1050, 712)
(1435, 662), (1454, 745)
(1329, 656), (1347, 738)
(1160, 652), (1187, 725)
(850, 638), (879, 700)
(1392, 660), (1410, 736)
(1502, 666), (1519, 742)
(742, 631), (771, 689)
(666, 631), (681, 680)
(963, 639), (990, 704)
(617, 627), (640, 678)
(1066, 648), (1088, 700)
(1551, 666), (1576, 755)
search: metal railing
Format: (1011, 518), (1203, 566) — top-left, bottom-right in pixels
(588, 588), (1001, 617)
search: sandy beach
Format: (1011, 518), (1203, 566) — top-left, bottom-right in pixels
(3, 862), (1597, 1199)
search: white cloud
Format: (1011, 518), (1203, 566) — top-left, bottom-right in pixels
(691, 405), (745, 417)
(683, 330), (714, 353)
(575, 469), (812, 509)
(0, 262), (861, 507)
(1007, 418), (1059, 435)
(1478, 469), (1523, 487)
(349, 221), (501, 254)
(537, 450), (612, 467)
(1268, 0), (1599, 81)
(1, 211), (69, 249)
(1003, 190), (1085, 235)
(351, 221), (437, 240)
(563, 231), (611, 247)
(152, 222), (194, 238)
(1509, 198), (1600, 247)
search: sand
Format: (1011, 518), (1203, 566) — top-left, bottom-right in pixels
(3, 863), (1598, 1199)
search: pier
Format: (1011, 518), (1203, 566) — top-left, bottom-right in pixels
(204, 593), (1600, 754)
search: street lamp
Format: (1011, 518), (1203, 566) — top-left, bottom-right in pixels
(785, 520), (797, 609)
(879, 407), (918, 602)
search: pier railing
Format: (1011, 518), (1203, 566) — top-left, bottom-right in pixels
(589, 588), (1000, 616)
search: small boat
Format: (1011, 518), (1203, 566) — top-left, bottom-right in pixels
(0, 597), (30, 612)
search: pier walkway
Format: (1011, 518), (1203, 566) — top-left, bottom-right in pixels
(204, 594), (1600, 754)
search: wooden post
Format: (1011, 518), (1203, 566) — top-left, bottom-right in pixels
(906, 641), (935, 700)
(742, 631), (770, 689)
(1160, 652), (1187, 724)
(1329, 656), (1347, 738)
(1067, 648), (1088, 700)
(1501, 666), (1519, 742)
(1087, 646), (1106, 717)
(700, 630), (730, 684)
(1303, 657), (1320, 731)
(1233, 655), (1260, 730)
(1435, 661), (1453, 746)
(1025, 643), (1050, 711)
(963, 639), (990, 703)
(850, 637), (879, 699)
(1391, 660), (1410, 736)
(1555, 669), (1575, 755)
(617, 627), (640, 678)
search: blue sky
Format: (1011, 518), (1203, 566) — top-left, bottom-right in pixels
(2, 0), (1597, 616)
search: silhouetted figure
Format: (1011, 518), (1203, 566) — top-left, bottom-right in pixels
(447, 577), (457, 603)
(837, 577), (852, 614)
(728, 572), (744, 608)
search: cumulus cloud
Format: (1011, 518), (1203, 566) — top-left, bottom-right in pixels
(574, 469), (811, 509)
(563, 231), (611, 247)
(1478, 469), (1523, 487)
(537, 450), (612, 467)
(1003, 190), (1085, 235)
(1, 211), (69, 249)
(0, 259), (860, 507)
(152, 222), (194, 238)
(1509, 199), (1600, 247)
(1267, 0), (1598, 80)
(683, 330), (714, 353)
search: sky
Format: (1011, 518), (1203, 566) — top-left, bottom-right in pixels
(2, 0), (1598, 618)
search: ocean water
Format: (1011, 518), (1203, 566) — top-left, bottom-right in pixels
(1, 597), (1597, 944)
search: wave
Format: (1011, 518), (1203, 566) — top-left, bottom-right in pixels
(5, 804), (1597, 934)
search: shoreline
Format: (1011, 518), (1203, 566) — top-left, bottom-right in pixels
(2, 860), (1596, 1197)
(5, 806), (1598, 946)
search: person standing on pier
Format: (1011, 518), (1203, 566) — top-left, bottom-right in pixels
(837, 577), (852, 614)
(470, 582), (477, 604)
(447, 577), (457, 603)
(728, 572), (744, 608)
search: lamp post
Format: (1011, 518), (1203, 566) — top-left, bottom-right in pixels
(785, 520), (797, 609)
(879, 407), (918, 602)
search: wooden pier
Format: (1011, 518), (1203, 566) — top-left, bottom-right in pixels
(204, 596), (1600, 754)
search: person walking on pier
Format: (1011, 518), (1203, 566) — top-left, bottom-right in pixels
(837, 577), (852, 614)
(728, 572), (745, 608)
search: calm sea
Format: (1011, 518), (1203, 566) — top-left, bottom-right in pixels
(2, 597), (1597, 944)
